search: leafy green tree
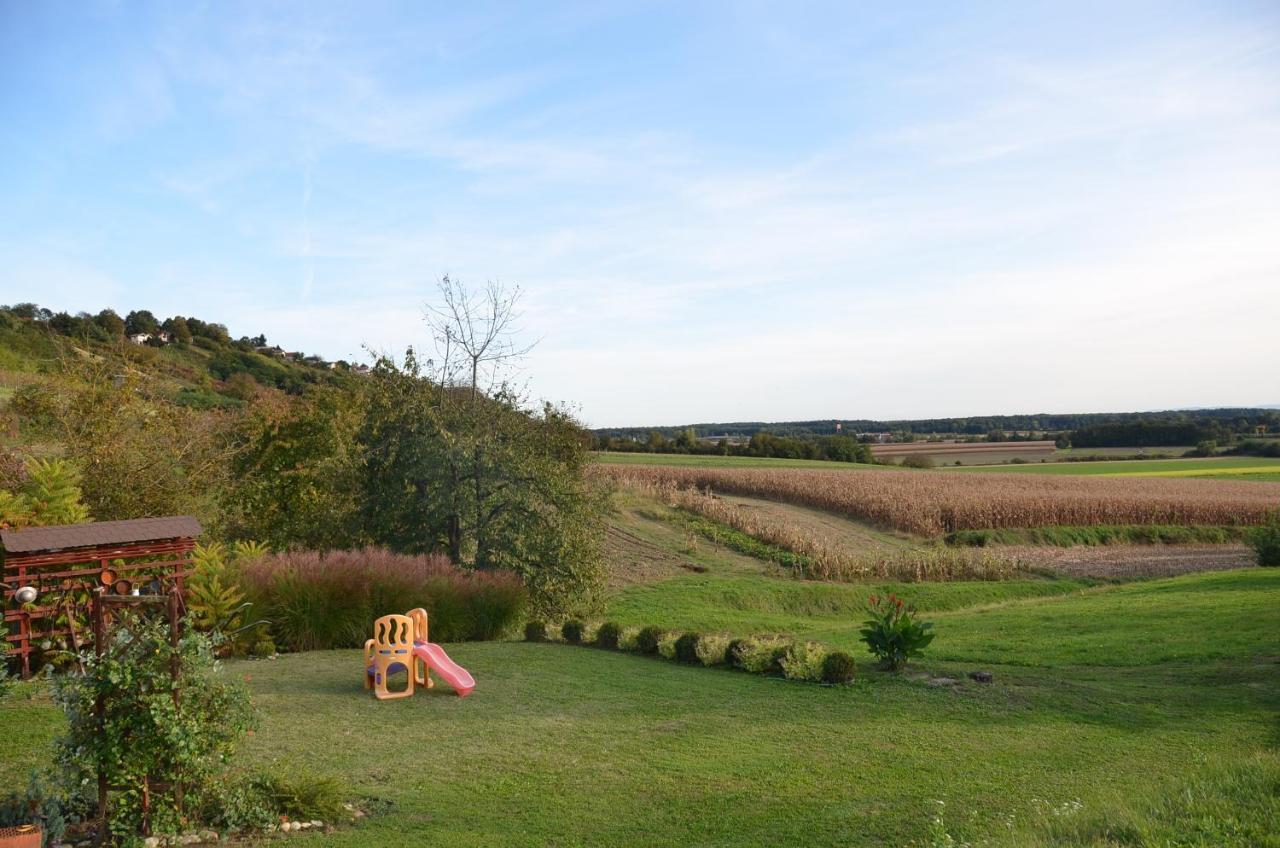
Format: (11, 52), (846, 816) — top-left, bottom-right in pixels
(95, 308), (125, 337)
(163, 315), (194, 343)
(124, 309), (160, 335)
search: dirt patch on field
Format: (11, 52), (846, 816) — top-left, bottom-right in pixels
(1009, 544), (1256, 579)
(603, 524), (692, 587)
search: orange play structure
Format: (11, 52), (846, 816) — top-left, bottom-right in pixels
(364, 607), (476, 700)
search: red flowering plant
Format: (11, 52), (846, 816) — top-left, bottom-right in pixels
(859, 593), (934, 671)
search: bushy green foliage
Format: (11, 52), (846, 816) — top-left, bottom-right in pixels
(657, 631), (680, 659)
(524, 621), (548, 642)
(52, 615), (255, 841)
(732, 635), (793, 674)
(242, 548), (526, 650)
(253, 770), (350, 823)
(821, 651), (857, 684)
(1247, 513), (1280, 567)
(900, 454), (935, 469)
(561, 620), (584, 644)
(594, 621), (621, 649)
(633, 626), (663, 655)
(0, 456), (90, 529)
(0, 771), (91, 847)
(860, 593), (935, 670)
(695, 634), (730, 666)
(725, 638), (748, 667)
(781, 641), (828, 681)
(673, 632), (701, 664)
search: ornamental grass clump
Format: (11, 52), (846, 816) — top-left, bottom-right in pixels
(242, 548), (526, 651)
(673, 632), (701, 664)
(781, 641), (828, 682)
(595, 621), (622, 650)
(860, 593), (935, 671)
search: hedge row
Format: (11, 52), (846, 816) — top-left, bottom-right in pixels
(525, 620), (856, 685)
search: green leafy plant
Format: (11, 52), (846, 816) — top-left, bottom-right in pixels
(1246, 512), (1280, 567)
(0, 770), (91, 847)
(821, 651), (857, 684)
(594, 621), (621, 650)
(732, 635), (793, 674)
(0, 456), (90, 529)
(51, 614), (256, 841)
(860, 593), (935, 670)
(254, 769), (350, 823)
(524, 620), (548, 642)
(633, 626), (663, 655)
(561, 620), (584, 644)
(781, 641), (828, 681)
(695, 634), (730, 666)
(673, 632), (701, 664)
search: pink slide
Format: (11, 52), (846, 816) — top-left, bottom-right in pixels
(413, 642), (476, 697)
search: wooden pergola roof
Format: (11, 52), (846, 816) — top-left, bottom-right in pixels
(1, 516), (202, 554)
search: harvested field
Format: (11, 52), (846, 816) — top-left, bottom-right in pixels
(592, 464), (1280, 536)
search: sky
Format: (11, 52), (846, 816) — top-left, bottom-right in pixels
(1, 1), (1278, 427)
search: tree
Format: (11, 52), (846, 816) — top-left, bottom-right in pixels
(124, 309), (160, 336)
(95, 308), (125, 337)
(12, 355), (239, 527)
(163, 315), (193, 343)
(0, 456), (90, 529)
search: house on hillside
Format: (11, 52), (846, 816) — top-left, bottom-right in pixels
(128, 331), (172, 345)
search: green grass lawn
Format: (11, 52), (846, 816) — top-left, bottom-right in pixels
(4, 568), (1277, 847)
(949, 455), (1280, 479)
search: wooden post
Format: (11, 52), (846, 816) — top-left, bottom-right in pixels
(92, 590), (106, 848)
(167, 588), (184, 815)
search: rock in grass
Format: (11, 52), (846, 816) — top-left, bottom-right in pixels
(968, 670), (994, 684)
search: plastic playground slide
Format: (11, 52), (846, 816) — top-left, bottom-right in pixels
(414, 642), (476, 697)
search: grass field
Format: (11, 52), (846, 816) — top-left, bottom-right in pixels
(4, 566), (1277, 847)
(952, 456), (1280, 481)
(593, 451), (885, 470)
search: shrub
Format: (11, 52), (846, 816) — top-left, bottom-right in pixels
(657, 632), (680, 659)
(254, 770), (350, 823)
(51, 616), (255, 840)
(734, 635), (793, 674)
(1247, 513), (1280, 567)
(860, 594), (935, 671)
(724, 638), (748, 668)
(242, 548), (527, 651)
(696, 634), (730, 666)
(595, 621), (622, 650)
(781, 641), (828, 682)
(634, 626), (663, 655)
(900, 454), (935, 469)
(821, 651), (857, 684)
(561, 620), (584, 644)
(674, 632), (701, 664)
(524, 620), (548, 642)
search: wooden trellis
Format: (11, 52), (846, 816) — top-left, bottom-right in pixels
(2, 516), (201, 678)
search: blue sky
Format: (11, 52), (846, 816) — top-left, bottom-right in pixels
(2, 1), (1277, 427)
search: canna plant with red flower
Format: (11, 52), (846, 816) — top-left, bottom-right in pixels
(860, 593), (934, 670)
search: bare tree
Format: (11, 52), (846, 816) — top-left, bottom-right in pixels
(424, 275), (535, 401)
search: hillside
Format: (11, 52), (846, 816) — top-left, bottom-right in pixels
(0, 303), (361, 412)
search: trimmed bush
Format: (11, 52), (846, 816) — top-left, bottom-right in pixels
(673, 632), (701, 664)
(241, 548), (526, 651)
(725, 638), (748, 668)
(524, 621), (548, 642)
(822, 651), (857, 684)
(618, 626), (641, 652)
(561, 620), (584, 644)
(595, 622), (622, 650)
(781, 641), (828, 682)
(696, 634), (730, 667)
(634, 626), (663, 655)
(734, 635), (793, 674)
(657, 632), (680, 659)
(1247, 514), (1280, 567)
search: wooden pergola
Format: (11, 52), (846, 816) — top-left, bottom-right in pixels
(2, 516), (201, 678)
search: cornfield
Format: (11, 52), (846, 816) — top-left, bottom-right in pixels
(593, 464), (1280, 536)
(651, 480), (1033, 582)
